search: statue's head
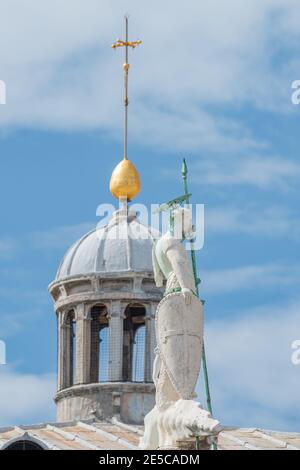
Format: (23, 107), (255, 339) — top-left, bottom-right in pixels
(172, 207), (195, 241)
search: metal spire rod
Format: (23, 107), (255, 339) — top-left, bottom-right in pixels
(181, 158), (217, 450)
(112, 16), (142, 160)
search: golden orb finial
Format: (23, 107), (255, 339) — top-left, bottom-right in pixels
(110, 158), (141, 201)
(109, 16), (142, 201)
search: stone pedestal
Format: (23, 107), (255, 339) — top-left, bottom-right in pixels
(176, 436), (218, 450)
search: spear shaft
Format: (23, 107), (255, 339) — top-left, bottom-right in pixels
(182, 159), (217, 450)
(181, 159), (214, 419)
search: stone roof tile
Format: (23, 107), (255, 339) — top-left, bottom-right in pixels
(0, 420), (299, 451)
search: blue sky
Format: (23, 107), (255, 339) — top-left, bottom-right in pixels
(0, 0), (300, 430)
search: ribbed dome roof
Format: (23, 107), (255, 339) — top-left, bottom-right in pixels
(56, 209), (160, 281)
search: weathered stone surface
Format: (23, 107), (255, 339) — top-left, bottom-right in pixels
(55, 383), (155, 424)
(142, 208), (220, 449)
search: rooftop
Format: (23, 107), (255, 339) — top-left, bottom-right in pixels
(1, 419), (299, 450)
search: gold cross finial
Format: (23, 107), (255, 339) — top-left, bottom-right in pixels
(111, 16), (142, 160)
(111, 38), (142, 50)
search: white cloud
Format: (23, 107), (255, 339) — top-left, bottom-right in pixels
(0, 0), (300, 153)
(30, 222), (95, 250)
(190, 155), (300, 189)
(197, 298), (300, 431)
(0, 0), (299, 190)
(203, 263), (300, 295)
(0, 222), (95, 259)
(0, 367), (56, 426)
(206, 204), (300, 238)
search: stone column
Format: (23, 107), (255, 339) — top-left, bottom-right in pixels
(90, 311), (100, 383)
(66, 313), (74, 388)
(108, 300), (124, 382)
(75, 303), (91, 385)
(144, 302), (157, 382)
(57, 310), (73, 390)
(57, 311), (65, 391)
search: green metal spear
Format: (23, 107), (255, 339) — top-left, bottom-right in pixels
(182, 158), (217, 451)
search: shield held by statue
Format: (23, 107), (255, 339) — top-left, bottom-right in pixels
(156, 292), (204, 400)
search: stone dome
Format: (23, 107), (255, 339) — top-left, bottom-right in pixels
(56, 209), (159, 281)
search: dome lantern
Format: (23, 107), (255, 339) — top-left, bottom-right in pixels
(49, 210), (162, 424)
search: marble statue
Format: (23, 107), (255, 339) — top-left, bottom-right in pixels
(140, 208), (220, 450)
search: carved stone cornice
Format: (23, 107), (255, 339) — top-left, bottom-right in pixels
(49, 271), (155, 293)
(54, 382), (155, 402)
(53, 290), (162, 313)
